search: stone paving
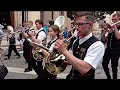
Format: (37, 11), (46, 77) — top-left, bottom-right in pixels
(0, 31), (71, 79)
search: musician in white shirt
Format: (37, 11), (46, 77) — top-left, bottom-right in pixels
(54, 11), (105, 79)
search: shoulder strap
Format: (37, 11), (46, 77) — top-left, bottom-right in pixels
(29, 28), (34, 31)
(39, 29), (46, 34)
(36, 29), (46, 39)
(47, 38), (58, 48)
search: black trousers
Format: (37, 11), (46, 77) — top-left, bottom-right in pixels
(28, 47), (43, 79)
(42, 68), (57, 79)
(23, 52), (32, 69)
(102, 49), (119, 79)
(23, 41), (43, 79)
(7, 45), (20, 59)
(34, 60), (43, 79)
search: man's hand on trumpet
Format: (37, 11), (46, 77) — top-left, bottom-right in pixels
(102, 23), (113, 34)
(111, 24), (118, 32)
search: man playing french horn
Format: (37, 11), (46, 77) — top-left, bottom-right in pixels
(54, 11), (105, 79)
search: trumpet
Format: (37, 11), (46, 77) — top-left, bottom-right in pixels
(104, 20), (120, 30)
(102, 20), (120, 36)
(111, 20), (120, 27)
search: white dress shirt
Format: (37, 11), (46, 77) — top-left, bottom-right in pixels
(72, 33), (105, 69)
(37, 28), (46, 43)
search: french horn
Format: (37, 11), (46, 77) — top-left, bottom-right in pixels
(32, 15), (65, 61)
(29, 31), (77, 75)
(32, 38), (47, 61)
(45, 31), (78, 75)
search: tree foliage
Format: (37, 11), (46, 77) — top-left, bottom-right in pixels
(66, 11), (114, 21)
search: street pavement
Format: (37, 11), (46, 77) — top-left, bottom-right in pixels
(0, 31), (71, 79)
(1, 31), (120, 79)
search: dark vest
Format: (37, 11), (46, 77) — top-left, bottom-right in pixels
(106, 26), (120, 55)
(23, 28), (32, 53)
(9, 36), (16, 45)
(68, 35), (99, 79)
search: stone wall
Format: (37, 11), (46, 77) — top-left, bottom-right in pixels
(14, 11), (72, 29)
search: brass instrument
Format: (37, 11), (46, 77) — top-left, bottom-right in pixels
(54, 15), (65, 31)
(32, 16), (65, 61)
(45, 32), (78, 75)
(111, 21), (120, 27)
(15, 24), (43, 61)
(31, 38), (47, 61)
(29, 31), (77, 75)
(102, 20), (120, 36)
(104, 21), (120, 29)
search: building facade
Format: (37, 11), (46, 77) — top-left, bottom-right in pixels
(0, 11), (72, 29)
(13, 11), (72, 29)
(0, 11), (116, 31)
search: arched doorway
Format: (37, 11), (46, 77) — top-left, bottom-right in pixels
(0, 11), (14, 29)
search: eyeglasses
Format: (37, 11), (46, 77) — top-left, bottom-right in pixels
(75, 22), (89, 27)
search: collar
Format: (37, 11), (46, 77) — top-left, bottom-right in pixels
(38, 27), (43, 32)
(79, 33), (93, 45)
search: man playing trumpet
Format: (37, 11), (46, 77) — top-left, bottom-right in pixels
(54, 11), (105, 79)
(102, 13), (120, 79)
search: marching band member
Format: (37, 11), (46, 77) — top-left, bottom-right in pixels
(41, 25), (60, 79)
(54, 11), (105, 79)
(22, 21), (35, 72)
(102, 13), (120, 79)
(4, 26), (21, 60)
(27, 19), (47, 79)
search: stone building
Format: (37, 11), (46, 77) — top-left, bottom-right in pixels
(0, 11), (116, 31)
(0, 11), (72, 29)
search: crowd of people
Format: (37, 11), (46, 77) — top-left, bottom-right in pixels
(1, 11), (120, 79)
